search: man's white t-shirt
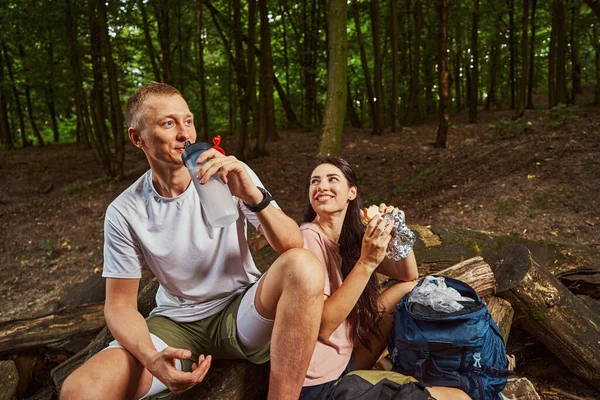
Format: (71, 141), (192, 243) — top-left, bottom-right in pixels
(102, 166), (277, 322)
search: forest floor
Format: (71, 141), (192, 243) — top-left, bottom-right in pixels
(0, 90), (598, 399)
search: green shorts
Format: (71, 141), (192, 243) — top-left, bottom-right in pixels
(146, 287), (271, 373)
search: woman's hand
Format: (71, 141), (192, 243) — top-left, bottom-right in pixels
(358, 213), (395, 272)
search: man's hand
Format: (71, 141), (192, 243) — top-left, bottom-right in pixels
(146, 347), (212, 394)
(195, 149), (263, 205)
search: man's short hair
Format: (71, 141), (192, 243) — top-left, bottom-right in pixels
(126, 82), (182, 130)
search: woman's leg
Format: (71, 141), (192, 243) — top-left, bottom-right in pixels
(427, 386), (471, 400)
(353, 280), (417, 370)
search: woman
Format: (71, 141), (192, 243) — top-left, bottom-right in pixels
(300, 157), (469, 400)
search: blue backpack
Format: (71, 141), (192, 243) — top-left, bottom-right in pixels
(388, 276), (512, 400)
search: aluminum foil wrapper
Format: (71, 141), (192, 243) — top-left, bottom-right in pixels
(382, 211), (416, 260)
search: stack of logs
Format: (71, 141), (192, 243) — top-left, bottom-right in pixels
(1, 226), (599, 399)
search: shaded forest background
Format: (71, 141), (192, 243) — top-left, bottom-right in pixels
(0, 0), (599, 174)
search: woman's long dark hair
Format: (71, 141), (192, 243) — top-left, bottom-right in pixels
(303, 157), (381, 350)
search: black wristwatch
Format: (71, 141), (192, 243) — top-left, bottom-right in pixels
(244, 187), (273, 213)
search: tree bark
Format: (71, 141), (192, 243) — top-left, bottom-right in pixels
(569, 0), (582, 103)
(515, 0), (530, 118)
(0, 45), (11, 147)
(468, 0), (479, 123)
(317, 0), (347, 157)
(502, 377), (541, 400)
(0, 304), (105, 355)
(280, 0), (290, 100)
(526, 0), (537, 109)
(370, 0), (384, 135)
(353, 0), (376, 133)
(435, 256), (497, 298)
(139, 0), (162, 82)
(485, 19), (500, 111)
(485, 296), (514, 343)
(595, 23), (600, 105)
(550, 0), (568, 106)
(196, 1), (209, 142)
(17, 45), (45, 146)
(45, 31), (60, 143)
(65, 0), (92, 148)
(390, 0), (398, 132)
(406, 0), (423, 125)
(491, 244), (600, 389)
(98, 0), (125, 179)
(346, 77), (362, 128)
(454, 14), (463, 113)
(507, 0), (516, 109)
(153, 0), (173, 84)
(1, 44), (29, 147)
(255, 0), (278, 157)
(435, 0), (450, 149)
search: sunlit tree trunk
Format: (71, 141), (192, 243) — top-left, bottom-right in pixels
(526, 0), (537, 109)
(435, 0), (450, 148)
(370, 0), (384, 135)
(406, 0), (422, 125)
(196, 0), (209, 141)
(516, 0), (529, 118)
(318, 0), (347, 157)
(469, 0), (479, 123)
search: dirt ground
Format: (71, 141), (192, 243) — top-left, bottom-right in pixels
(0, 90), (598, 399)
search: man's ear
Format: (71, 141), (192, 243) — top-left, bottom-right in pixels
(348, 186), (357, 201)
(129, 127), (143, 148)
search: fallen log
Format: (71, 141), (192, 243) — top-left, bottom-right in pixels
(51, 279), (269, 400)
(491, 244), (600, 389)
(0, 303), (105, 355)
(435, 256), (497, 297)
(0, 360), (18, 400)
(485, 296), (514, 343)
(556, 265), (600, 299)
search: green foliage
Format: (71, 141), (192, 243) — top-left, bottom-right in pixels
(485, 119), (533, 141)
(544, 104), (579, 128)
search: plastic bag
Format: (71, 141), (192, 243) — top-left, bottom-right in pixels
(407, 276), (474, 313)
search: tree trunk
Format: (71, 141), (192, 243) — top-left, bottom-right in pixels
(508, 0), (516, 109)
(139, 0), (162, 82)
(406, 0), (422, 126)
(153, 0), (172, 84)
(569, 0), (582, 104)
(353, 0), (376, 133)
(18, 46), (45, 146)
(317, 0), (347, 157)
(175, 0), (184, 93)
(196, 1), (209, 142)
(98, 0), (125, 179)
(595, 23), (600, 105)
(469, 0), (479, 124)
(65, 0), (91, 148)
(346, 77), (362, 128)
(549, 2), (557, 107)
(255, 0), (278, 157)
(469, 0), (479, 123)
(492, 244), (600, 389)
(301, 0), (319, 129)
(45, 33), (60, 143)
(1, 44), (29, 147)
(454, 14), (463, 113)
(88, 0), (114, 177)
(526, 0), (537, 109)
(0, 45), (13, 148)
(390, 0), (398, 132)
(370, 0), (384, 135)
(280, 0), (291, 101)
(435, 0), (450, 149)
(553, 0), (568, 106)
(235, 0), (256, 160)
(485, 20), (500, 111)
(515, 0), (530, 118)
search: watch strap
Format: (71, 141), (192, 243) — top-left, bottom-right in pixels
(244, 187), (272, 213)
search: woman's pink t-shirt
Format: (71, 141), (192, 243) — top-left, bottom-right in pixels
(301, 223), (354, 386)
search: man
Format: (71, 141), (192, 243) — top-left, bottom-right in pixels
(61, 82), (324, 400)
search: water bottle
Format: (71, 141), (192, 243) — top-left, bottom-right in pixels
(182, 141), (239, 227)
